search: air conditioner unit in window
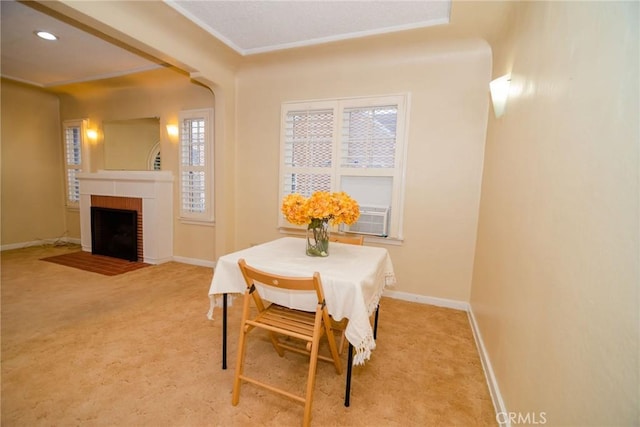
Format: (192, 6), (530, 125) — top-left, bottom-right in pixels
(341, 205), (390, 237)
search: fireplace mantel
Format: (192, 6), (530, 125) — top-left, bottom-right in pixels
(78, 170), (174, 264)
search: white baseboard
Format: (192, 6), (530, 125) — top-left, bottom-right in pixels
(383, 289), (470, 311)
(1, 237), (81, 251)
(171, 255), (216, 269)
(467, 305), (508, 427)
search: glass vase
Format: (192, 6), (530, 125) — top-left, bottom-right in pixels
(306, 218), (330, 257)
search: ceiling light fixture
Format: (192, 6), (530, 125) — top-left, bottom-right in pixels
(35, 31), (58, 41)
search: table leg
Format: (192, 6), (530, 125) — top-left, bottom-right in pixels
(222, 293), (227, 370)
(345, 306), (379, 407)
(344, 342), (353, 407)
(373, 305), (380, 339)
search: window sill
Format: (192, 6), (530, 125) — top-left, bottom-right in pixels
(277, 227), (403, 246)
(179, 217), (215, 227)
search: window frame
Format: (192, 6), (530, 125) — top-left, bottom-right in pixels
(278, 94), (409, 241)
(178, 108), (214, 223)
(62, 119), (90, 209)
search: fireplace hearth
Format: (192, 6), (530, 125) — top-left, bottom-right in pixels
(91, 207), (138, 261)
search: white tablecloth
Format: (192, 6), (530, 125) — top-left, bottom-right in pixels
(208, 237), (395, 365)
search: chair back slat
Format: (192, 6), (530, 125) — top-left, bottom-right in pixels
(238, 259), (325, 303)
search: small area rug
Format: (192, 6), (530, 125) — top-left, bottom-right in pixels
(41, 251), (150, 276)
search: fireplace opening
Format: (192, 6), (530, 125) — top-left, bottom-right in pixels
(91, 207), (138, 261)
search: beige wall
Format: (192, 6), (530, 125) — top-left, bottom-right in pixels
(471, 1), (639, 424)
(236, 38), (492, 301)
(56, 68), (217, 262)
(1, 80), (67, 245)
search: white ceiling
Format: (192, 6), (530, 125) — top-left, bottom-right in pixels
(0, 0), (451, 88)
(165, 0), (451, 55)
(0, 0), (163, 88)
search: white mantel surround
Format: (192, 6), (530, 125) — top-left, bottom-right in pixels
(77, 170), (174, 264)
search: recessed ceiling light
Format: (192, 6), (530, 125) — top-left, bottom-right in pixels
(35, 31), (58, 41)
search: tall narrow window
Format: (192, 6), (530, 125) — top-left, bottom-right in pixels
(179, 108), (214, 221)
(279, 95), (408, 240)
(62, 119), (89, 207)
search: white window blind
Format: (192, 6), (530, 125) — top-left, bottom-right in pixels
(341, 105), (397, 169)
(282, 108), (334, 196)
(279, 95), (408, 239)
(179, 109), (213, 221)
(62, 119), (88, 207)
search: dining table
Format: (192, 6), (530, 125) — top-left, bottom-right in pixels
(207, 236), (396, 406)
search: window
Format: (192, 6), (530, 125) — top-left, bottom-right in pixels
(148, 142), (161, 171)
(179, 108), (214, 222)
(62, 119), (89, 207)
(279, 94), (409, 240)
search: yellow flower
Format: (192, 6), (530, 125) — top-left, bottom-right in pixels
(281, 191), (360, 227)
(281, 193), (309, 225)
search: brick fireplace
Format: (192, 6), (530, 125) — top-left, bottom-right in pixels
(77, 170), (174, 264)
(91, 195), (143, 261)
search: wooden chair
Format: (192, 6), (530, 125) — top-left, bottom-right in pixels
(232, 259), (343, 427)
(329, 234), (364, 246)
(327, 233), (364, 353)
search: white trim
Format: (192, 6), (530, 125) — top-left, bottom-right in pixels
(383, 290), (470, 311)
(467, 305), (509, 427)
(171, 255), (216, 269)
(241, 18), (451, 56)
(1, 237), (81, 251)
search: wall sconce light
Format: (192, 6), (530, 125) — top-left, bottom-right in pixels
(489, 74), (511, 118)
(86, 129), (98, 140)
(166, 124), (179, 138)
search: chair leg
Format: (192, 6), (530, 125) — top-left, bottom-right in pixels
(302, 321), (323, 427)
(267, 331), (285, 357)
(232, 291), (253, 406)
(232, 325), (248, 405)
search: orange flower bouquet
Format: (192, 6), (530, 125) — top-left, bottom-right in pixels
(281, 191), (360, 256)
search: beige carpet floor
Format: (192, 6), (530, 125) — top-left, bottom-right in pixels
(1, 244), (496, 426)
